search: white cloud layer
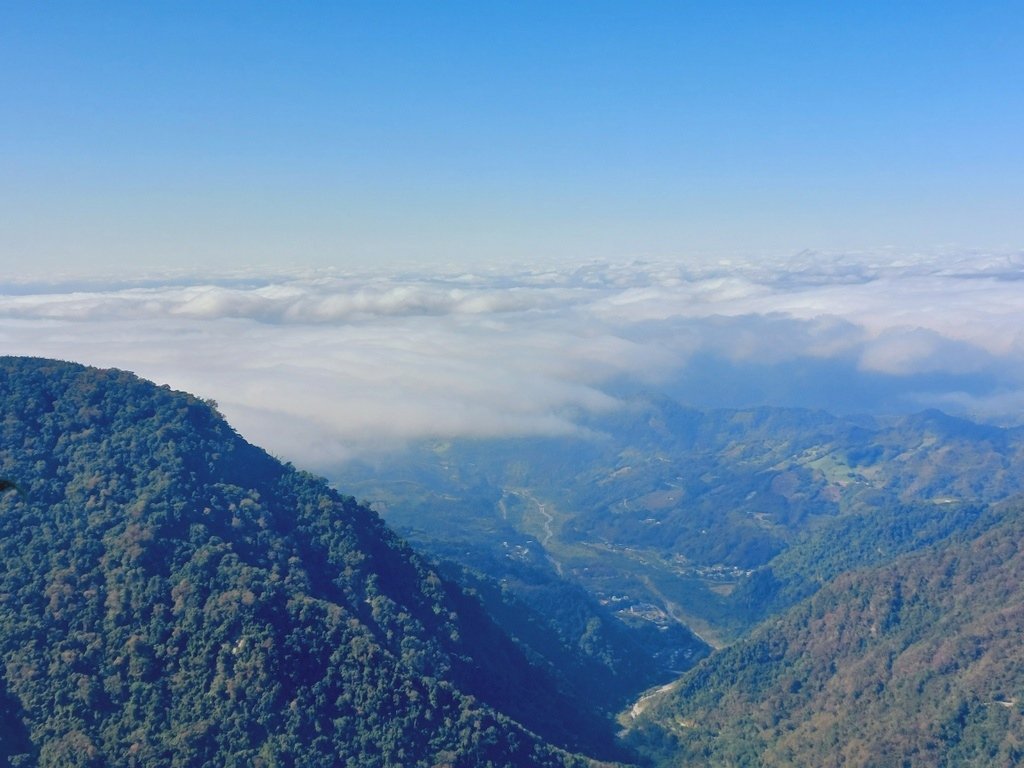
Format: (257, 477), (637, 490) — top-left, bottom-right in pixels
(2, 248), (1023, 467)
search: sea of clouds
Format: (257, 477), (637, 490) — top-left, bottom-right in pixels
(2, 249), (1023, 467)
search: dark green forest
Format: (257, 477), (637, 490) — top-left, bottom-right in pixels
(0, 357), (622, 767)
(624, 497), (1024, 766)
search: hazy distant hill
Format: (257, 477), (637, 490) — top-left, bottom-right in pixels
(624, 497), (1024, 767)
(334, 397), (1024, 651)
(0, 357), (622, 767)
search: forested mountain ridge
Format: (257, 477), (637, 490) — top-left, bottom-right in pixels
(624, 497), (1024, 767)
(0, 356), (623, 767)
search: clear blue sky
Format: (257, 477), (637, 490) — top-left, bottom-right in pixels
(2, 1), (1021, 273)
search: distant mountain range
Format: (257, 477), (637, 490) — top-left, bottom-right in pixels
(335, 397), (1024, 647)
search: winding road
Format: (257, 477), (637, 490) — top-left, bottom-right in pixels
(507, 488), (562, 573)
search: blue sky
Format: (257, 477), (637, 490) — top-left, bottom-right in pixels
(2, 1), (1022, 273)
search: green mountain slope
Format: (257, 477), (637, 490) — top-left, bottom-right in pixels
(726, 497), (988, 630)
(0, 357), (623, 767)
(624, 499), (1024, 767)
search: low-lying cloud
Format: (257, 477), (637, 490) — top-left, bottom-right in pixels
(2, 249), (1023, 467)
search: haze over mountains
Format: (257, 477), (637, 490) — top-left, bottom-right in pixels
(3, 248), (1024, 768)
(2, 251), (1024, 470)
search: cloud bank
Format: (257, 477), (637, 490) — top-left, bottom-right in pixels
(2, 249), (1023, 467)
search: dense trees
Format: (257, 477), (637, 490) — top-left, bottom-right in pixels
(0, 357), (616, 767)
(625, 498), (1024, 766)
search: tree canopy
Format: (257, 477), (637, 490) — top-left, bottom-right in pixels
(0, 356), (619, 768)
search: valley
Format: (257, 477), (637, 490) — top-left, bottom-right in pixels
(4, 357), (1024, 766)
(333, 398), (1024, 763)
(334, 401), (1024, 657)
